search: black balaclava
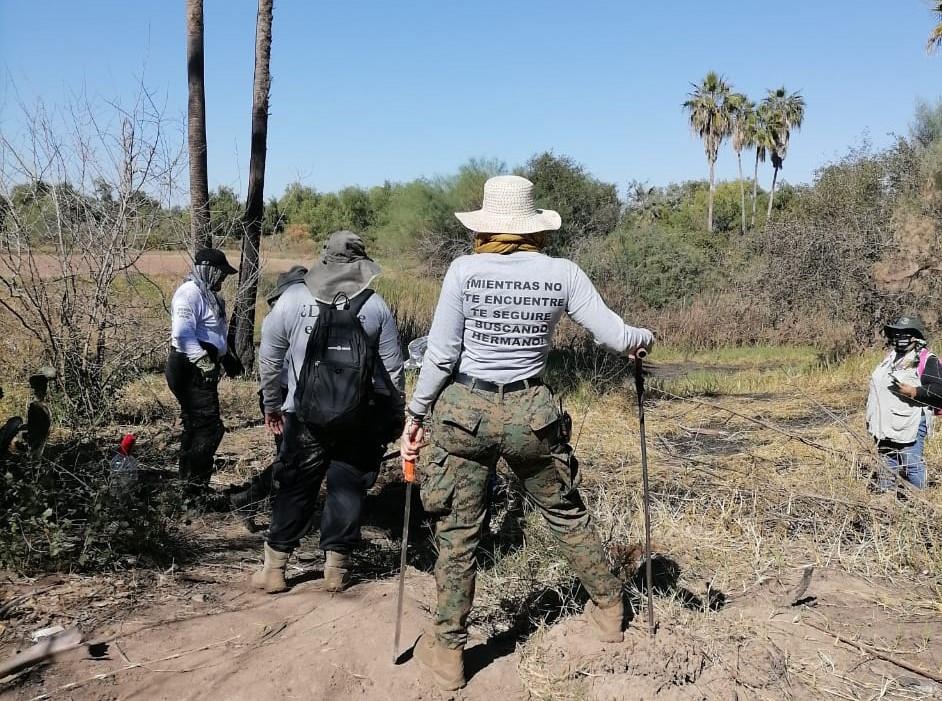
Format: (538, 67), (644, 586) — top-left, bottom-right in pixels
(889, 332), (919, 356)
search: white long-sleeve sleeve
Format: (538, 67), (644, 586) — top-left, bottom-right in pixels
(170, 281), (228, 361)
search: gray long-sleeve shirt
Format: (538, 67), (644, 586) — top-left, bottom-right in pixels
(258, 284), (405, 414)
(409, 251), (653, 416)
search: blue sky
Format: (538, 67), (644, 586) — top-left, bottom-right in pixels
(1, 1), (940, 199)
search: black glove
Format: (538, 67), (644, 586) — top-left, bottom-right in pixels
(221, 352), (245, 378)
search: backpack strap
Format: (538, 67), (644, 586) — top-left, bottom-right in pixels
(918, 347), (933, 377)
(348, 288), (374, 316)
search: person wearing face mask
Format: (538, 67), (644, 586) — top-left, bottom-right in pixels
(866, 315), (942, 492)
(166, 248), (241, 493)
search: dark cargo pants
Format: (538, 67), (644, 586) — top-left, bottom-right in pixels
(421, 382), (622, 649)
(165, 349), (225, 487)
(267, 412), (383, 554)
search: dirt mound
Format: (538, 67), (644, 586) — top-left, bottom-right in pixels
(5, 539), (942, 701)
(13, 573), (522, 701)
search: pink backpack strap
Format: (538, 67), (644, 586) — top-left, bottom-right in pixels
(918, 347), (932, 377)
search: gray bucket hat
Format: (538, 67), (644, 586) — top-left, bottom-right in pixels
(304, 231), (381, 303)
(883, 315), (927, 339)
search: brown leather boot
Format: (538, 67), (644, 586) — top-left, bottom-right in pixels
(323, 550), (350, 592)
(586, 599), (625, 642)
(249, 543), (290, 593)
(414, 632), (465, 691)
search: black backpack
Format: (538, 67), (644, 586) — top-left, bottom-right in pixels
(295, 290), (376, 433)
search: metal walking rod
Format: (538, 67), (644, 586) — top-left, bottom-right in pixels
(392, 457), (415, 663)
(634, 348), (656, 635)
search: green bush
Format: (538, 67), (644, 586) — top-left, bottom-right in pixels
(577, 225), (717, 309)
(1, 444), (182, 573)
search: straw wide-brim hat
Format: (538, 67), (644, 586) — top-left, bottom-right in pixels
(455, 175), (561, 235)
(305, 231), (381, 303)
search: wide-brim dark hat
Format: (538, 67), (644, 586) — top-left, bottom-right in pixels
(266, 265), (308, 306)
(883, 315), (926, 339)
(195, 248), (238, 275)
(304, 231), (381, 303)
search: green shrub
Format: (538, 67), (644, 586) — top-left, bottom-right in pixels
(1, 444), (182, 573)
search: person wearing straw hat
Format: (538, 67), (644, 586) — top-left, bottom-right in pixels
(251, 231), (405, 593)
(400, 175), (654, 690)
(867, 315), (942, 492)
(166, 247), (240, 496)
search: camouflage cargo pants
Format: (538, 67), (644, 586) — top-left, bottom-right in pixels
(421, 381), (622, 649)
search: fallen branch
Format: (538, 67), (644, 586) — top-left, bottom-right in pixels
(655, 389), (841, 455)
(801, 618), (942, 684)
(29, 635), (240, 700)
(0, 627), (83, 678)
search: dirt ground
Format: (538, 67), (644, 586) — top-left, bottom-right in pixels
(2, 523), (940, 701)
(2, 357), (942, 700)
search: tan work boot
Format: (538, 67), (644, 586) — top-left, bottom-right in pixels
(249, 543), (290, 593)
(323, 550), (350, 592)
(586, 599), (625, 643)
(414, 632), (465, 691)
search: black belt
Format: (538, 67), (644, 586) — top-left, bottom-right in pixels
(453, 373), (542, 394)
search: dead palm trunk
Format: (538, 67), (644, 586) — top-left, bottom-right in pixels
(751, 150), (760, 229)
(186, 0), (211, 250)
(766, 165), (779, 219)
(707, 157), (715, 233)
(230, 0), (274, 370)
(736, 151), (745, 235)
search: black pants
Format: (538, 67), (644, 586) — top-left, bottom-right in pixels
(258, 388), (286, 454)
(165, 349), (225, 486)
(232, 388), (289, 505)
(267, 413), (383, 554)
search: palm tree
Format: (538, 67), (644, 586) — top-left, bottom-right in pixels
(761, 87), (805, 219)
(683, 71), (733, 233)
(230, 0), (274, 370)
(186, 0), (211, 250)
(728, 93), (754, 235)
(751, 104), (775, 229)
(928, 2), (942, 53)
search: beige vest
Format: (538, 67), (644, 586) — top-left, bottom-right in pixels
(866, 349), (931, 443)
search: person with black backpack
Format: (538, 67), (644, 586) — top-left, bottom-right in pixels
(251, 231), (405, 594)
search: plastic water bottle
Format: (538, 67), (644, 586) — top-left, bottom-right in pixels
(110, 434), (139, 489)
(404, 336), (428, 371)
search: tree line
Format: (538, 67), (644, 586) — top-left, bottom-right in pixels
(683, 71), (805, 234)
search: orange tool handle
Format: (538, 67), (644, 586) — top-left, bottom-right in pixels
(403, 459), (416, 483)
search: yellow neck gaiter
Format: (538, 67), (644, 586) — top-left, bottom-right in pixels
(473, 232), (546, 254)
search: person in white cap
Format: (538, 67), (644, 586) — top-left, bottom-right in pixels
(400, 175), (654, 690)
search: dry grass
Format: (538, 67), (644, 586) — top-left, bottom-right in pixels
(462, 350), (942, 699)
(2, 253), (941, 698)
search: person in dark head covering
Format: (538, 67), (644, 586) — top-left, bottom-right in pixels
(866, 315), (940, 492)
(249, 232), (404, 594)
(165, 248), (239, 496)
